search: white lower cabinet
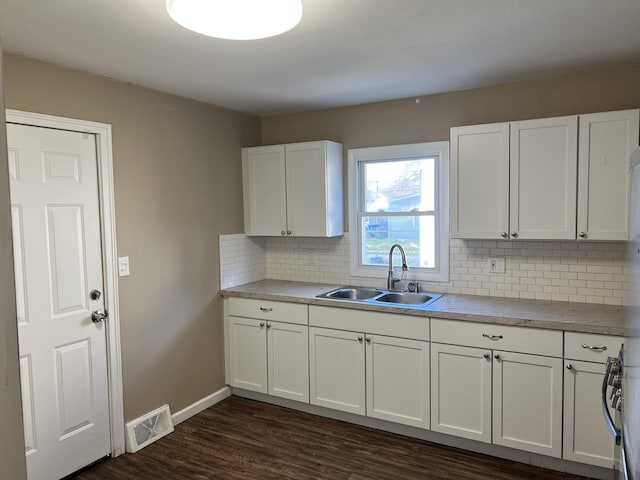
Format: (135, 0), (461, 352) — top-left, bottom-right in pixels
(225, 299), (621, 471)
(308, 327), (366, 414)
(309, 326), (430, 428)
(227, 298), (309, 403)
(229, 317), (309, 402)
(431, 343), (492, 442)
(563, 332), (623, 468)
(492, 351), (562, 457)
(430, 319), (563, 458)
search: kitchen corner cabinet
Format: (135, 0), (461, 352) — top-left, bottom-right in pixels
(563, 332), (623, 468)
(308, 306), (430, 429)
(451, 109), (640, 240)
(227, 298), (309, 403)
(431, 319), (563, 458)
(242, 140), (344, 237)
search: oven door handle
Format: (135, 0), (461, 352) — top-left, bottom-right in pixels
(601, 371), (621, 446)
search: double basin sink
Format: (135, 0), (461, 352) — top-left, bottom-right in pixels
(317, 286), (442, 308)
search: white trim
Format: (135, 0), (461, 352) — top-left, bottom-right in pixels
(171, 386), (232, 425)
(5, 109), (125, 456)
(348, 141), (450, 283)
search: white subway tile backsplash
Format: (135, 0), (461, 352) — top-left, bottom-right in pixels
(218, 232), (630, 305)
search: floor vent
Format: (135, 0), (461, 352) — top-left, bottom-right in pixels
(125, 404), (174, 453)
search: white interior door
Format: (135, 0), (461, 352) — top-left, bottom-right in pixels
(7, 123), (111, 480)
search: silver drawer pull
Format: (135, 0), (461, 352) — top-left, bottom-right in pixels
(582, 344), (607, 352)
(259, 307), (273, 312)
(482, 333), (503, 340)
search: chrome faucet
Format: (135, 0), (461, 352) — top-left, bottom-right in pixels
(387, 244), (408, 291)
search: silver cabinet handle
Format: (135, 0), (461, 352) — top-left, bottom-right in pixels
(266, 322), (271, 329)
(582, 344), (607, 352)
(566, 364), (573, 370)
(286, 230), (292, 235)
(91, 310), (108, 323)
(365, 337), (371, 344)
(281, 230), (286, 236)
(578, 232), (586, 238)
(483, 353), (490, 359)
(511, 231), (518, 238)
(501, 232), (508, 238)
(482, 333), (503, 340)
(259, 307), (273, 312)
(494, 353), (501, 360)
(357, 336), (363, 343)
(259, 322), (265, 328)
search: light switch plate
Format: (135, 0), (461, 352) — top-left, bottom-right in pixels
(118, 256), (130, 277)
(488, 257), (505, 274)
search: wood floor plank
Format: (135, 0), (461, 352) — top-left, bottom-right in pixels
(69, 396), (591, 480)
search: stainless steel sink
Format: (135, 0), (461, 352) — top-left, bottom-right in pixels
(318, 287), (383, 300)
(316, 287), (442, 307)
(375, 292), (435, 305)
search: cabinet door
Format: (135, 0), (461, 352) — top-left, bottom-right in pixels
(450, 123), (510, 239)
(365, 335), (429, 428)
(228, 316), (267, 393)
(242, 145), (287, 236)
(309, 327), (365, 415)
(431, 343), (492, 443)
(285, 141), (343, 237)
(563, 360), (617, 468)
(510, 116), (578, 239)
(577, 109), (640, 240)
(492, 351), (562, 457)
(267, 321), (309, 403)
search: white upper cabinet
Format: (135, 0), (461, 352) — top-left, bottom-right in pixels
(242, 140), (344, 237)
(510, 116), (578, 240)
(450, 123), (510, 238)
(242, 145), (287, 237)
(451, 109), (640, 240)
(577, 109), (640, 240)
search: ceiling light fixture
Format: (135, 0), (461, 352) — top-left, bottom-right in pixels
(166, 0), (303, 40)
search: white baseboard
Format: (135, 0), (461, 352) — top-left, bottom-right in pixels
(171, 386), (231, 425)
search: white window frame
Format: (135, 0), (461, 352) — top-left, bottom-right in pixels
(348, 141), (450, 283)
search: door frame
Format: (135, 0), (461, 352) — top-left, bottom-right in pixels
(5, 109), (125, 457)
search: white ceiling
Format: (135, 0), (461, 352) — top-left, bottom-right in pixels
(1, 0), (640, 117)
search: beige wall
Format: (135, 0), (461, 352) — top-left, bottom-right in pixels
(2, 54), (261, 421)
(0, 50), (28, 479)
(261, 66), (640, 148)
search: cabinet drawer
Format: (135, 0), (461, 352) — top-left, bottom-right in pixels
(565, 332), (623, 363)
(309, 306), (429, 341)
(228, 297), (308, 325)
(431, 318), (562, 357)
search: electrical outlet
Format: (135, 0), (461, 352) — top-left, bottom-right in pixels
(488, 257), (505, 274)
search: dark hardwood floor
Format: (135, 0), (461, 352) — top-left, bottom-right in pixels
(71, 395), (590, 480)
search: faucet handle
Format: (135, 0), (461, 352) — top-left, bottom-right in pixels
(407, 281), (419, 293)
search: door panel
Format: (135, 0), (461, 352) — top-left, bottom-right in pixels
(450, 123), (510, 239)
(46, 205), (88, 316)
(228, 316), (268, 393)
(431, 343), (492, 443)
(19, 355), (37, 455)
(54, 340), (94, 438)
(11, 204), (28, 326)
(492, 351), (562, 458)
(510, 116), (578, 239)
(366, 335), (429, 428)
(309, 327), (365, 415)
(267, 322), (309, 402)
(563, 360), (617, 467)
(7, 123), (110, 480)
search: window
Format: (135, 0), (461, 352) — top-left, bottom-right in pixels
(348, 142), (449, 282)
